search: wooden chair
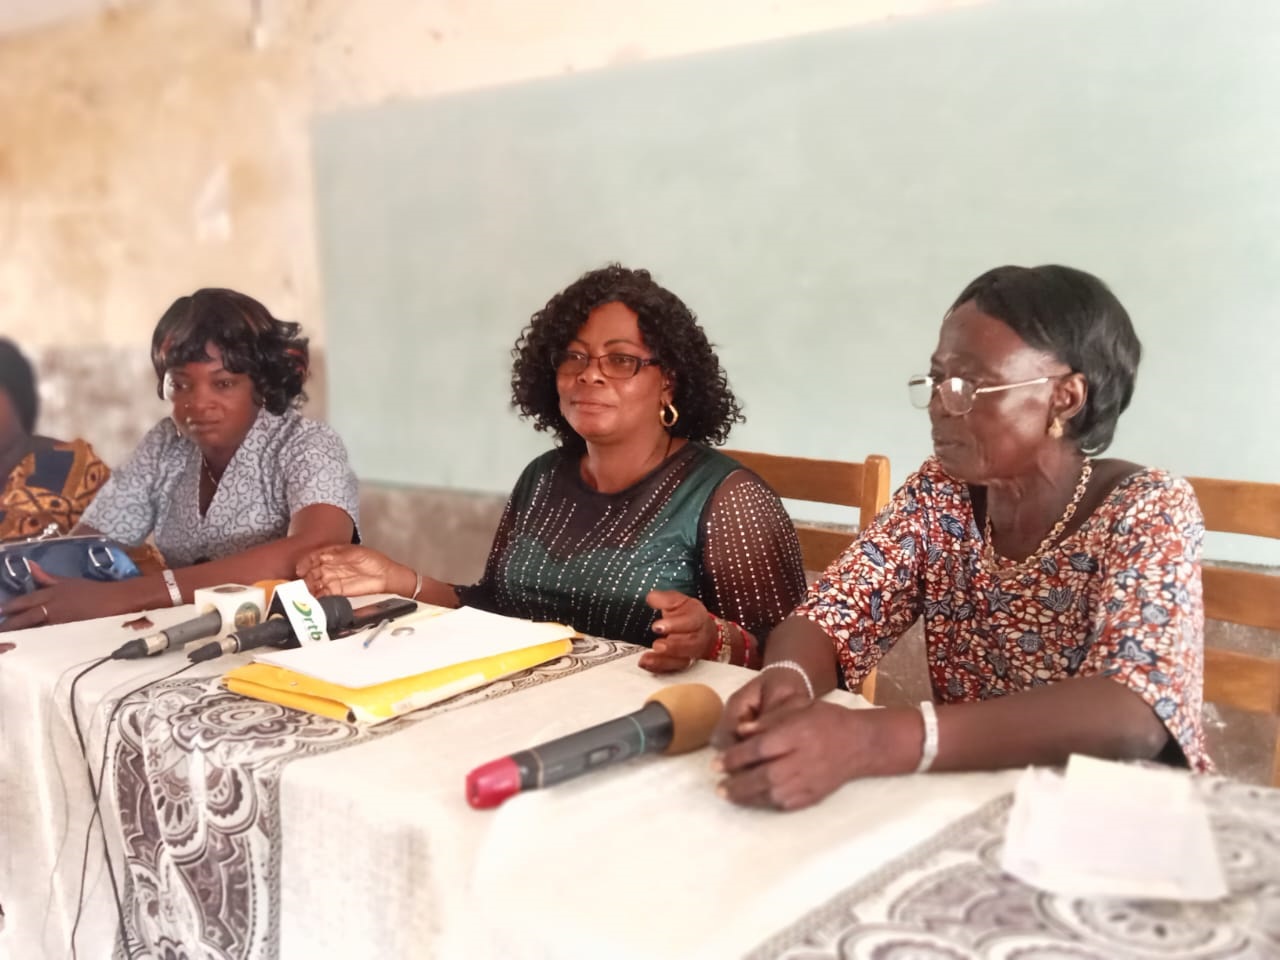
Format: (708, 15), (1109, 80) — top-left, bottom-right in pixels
(722, 449), (891, 702)
(1186, 475), (1280, 785)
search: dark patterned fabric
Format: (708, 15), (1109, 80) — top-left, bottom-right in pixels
(109, 637), (639, 959)
(749, 777), (1280, 959)
(456, 443), (806, 646)
(797, 458), (1210, 771)
(0, 437), (109, 539)
(80, 409), (359, 567)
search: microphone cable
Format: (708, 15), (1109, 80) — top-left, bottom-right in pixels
(68, 659), (196, 960)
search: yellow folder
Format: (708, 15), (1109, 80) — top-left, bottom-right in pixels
(223, 636), (574, 724)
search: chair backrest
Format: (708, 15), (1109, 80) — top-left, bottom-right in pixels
(720, 450), (891, 704)
(1185, 475), (1280, 785)
(721, 450), (892, 573)
(1186, 476), (1280, 632)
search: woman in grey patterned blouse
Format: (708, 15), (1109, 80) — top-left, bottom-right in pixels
(0, 289), (360, 630)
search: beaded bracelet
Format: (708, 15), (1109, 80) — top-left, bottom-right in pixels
(713, 617), (733, 663)
(761, 660), (814, 701)
(737, 625), (757, 669)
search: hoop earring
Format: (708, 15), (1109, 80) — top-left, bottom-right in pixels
(660, 403), (679, 428)
(1048, 417), (1064, 439)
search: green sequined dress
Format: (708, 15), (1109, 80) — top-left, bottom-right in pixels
(455, 443), (806, 647)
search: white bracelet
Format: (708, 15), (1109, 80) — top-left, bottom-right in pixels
(916, 700), (939, 774)
(761, 660), (815, 701)
(411, 571), (424, 601)
(161, 568), (183, 607)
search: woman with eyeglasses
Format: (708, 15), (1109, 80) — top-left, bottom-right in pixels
(300, 264), (806, 672)
(712, 264), (1210, 810)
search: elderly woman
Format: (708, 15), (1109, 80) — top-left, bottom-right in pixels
(0, 289), (359, 630)
(301, 264), (806, 673)
(714, 264), (1209, 810)
(0, 338), (111, 541)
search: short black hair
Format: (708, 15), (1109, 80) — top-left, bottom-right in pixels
(951, 265), (1141, 455)
(151, 288), (309, 415)
(0, 338), (38, 435)
(511, 264), (744, 453)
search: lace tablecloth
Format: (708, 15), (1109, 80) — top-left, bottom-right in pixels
(749, 777), (1280, 960)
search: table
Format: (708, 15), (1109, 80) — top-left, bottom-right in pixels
(0, 604), (230, 958)
(4, 606), (1279, 960)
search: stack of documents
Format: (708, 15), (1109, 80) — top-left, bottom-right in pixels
(223, 606), (576, 723)
(1001, 754), (1226, 901)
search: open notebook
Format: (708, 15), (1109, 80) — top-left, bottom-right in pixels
(223, 605), (577, 724)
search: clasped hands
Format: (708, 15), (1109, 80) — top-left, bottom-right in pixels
(709, 668), (923, 811)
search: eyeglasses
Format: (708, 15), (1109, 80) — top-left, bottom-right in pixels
(907, 373), (1058, 416)
(554, 349), (660, 380)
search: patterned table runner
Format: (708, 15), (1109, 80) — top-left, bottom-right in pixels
(749, 777), (1280, 960)
(108, 637), (638, 959)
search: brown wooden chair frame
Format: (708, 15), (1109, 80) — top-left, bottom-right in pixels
(723, 449), (891, 702)
(1186, 475), (1280, 785)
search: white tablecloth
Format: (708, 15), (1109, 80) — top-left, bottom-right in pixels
(275, 657), (1017, 960)
(0, 604), (228, 960)
(8, 610), (1275, 960)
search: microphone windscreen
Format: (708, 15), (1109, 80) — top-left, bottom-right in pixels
(318, 595), (356, 631)
(645, 683), (723, 755)
(253, 579), (289, 606)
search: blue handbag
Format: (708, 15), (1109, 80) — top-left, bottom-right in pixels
(0, 535), (141, 605)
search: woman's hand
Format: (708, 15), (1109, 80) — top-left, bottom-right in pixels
(297, 545), (416, 599)
(713, 703), (923, 811)
(0, 563), (144, 631)
(641, 590), (717, 673)
(711, 664), (813, 749)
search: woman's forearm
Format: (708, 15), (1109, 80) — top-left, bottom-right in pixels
(166, 504), (355, 601)
(930, 674), (1171, 772)
(412, 575), (460, 609)
(761, 614), (842, 697)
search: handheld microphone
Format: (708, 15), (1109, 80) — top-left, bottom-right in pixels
(465, 683), (723, 809)
(111, 583), (268, 660)
(187, 595), (419, 662)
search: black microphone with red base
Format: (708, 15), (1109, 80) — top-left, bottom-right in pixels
(465, 683), (723, 809)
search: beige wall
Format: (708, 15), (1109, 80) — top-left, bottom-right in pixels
(0, 0), (981, 351)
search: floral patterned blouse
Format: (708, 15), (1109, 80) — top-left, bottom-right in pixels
(796, 457), (1210, 772)
(0, 438), (108, 540)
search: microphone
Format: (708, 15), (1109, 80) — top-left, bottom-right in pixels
(187, 595), (419, 662)
(465, 683), (723, 809)
(111, 583), (270, 660)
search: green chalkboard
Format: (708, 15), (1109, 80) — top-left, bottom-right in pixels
(313, 0), (1280, 563)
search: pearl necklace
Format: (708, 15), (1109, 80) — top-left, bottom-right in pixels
(982, 458), (1093, 578)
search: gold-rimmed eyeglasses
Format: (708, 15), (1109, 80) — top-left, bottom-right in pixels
(554, 349), (660, 380)
(908, 373), (1058, 416)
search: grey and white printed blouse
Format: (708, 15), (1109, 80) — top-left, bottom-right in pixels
(80, 409), (360, 568)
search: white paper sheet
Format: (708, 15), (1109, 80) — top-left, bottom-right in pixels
(251, 606), (576, 688)
(1001, 754), (1227, 901)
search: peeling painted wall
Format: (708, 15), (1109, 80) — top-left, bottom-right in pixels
(0, 0), (982, 350)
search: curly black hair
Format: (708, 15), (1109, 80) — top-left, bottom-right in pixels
(0, 338), (38, 435)
(150, 288), (309, 415)
(951, 265), (1141, 455)
(510, 264), (744, 453)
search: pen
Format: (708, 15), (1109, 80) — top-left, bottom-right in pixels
(362, 619), (390, 649)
